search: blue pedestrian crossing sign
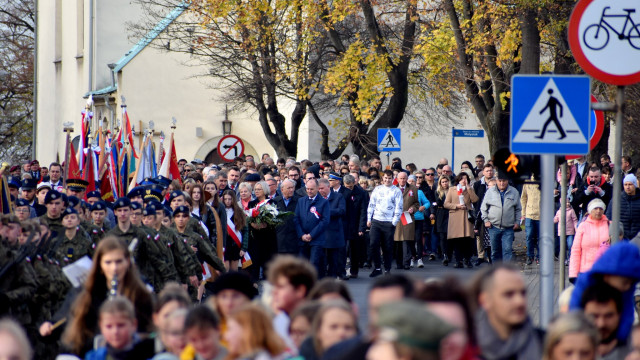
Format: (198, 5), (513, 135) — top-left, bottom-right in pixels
(378, 128), (401, 152)
(511, 75), (591, 155)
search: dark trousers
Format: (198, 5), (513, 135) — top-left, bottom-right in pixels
(414, 220), (424, 258)
(370, 220), (395, 271)
(439, 232), (452, 260)
(394, 242), (404, 268)
(350, 234), (365, 275)
(299, 243), (326, 278)
(326, 247), (346, 278)
(451, 237), (472, 263)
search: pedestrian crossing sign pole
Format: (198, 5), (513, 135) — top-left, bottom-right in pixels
(510, 74), (590, 328)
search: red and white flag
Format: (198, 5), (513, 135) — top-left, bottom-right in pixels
(400, 211), (413, 225)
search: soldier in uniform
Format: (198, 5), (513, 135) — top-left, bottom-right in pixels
(21, 178), (46, 217)
(172, 205), (225, 300)
(54, 207), (93, 264)
(39, 190), (65, 239)
(106, 197), (175, 292)
(140, 206), (180, 292)
(168, 190), (209, 240)
(86, 190), (115, 229)
(7, 175), (20, 201)
(14, 199), (32, 222)
(127, 186), (145, 205)
(65, 178), (88, 200)
(88, 201), (109, 245)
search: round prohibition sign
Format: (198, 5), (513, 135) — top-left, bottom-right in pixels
(217, 135), (245, 162)
(568, 0), (640, 85)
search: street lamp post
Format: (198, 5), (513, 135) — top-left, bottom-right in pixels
(222, 104), (232, 135)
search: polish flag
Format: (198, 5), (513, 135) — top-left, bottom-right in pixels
(400, 211), (413, 225)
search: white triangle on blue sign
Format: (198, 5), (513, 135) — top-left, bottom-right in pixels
(379, 130), (399, 149)
(513, 78), (587, 144)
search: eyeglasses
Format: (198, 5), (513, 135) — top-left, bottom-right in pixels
(425, 173), (435, 176)
(416, 176), (424, 179)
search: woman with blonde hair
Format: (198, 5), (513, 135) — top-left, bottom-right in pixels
(40, 236), (153, 356)
(0, 318), (32, 360)
(224, 303), (288, 360)
(432, 175), (452, 266)
(299, 300), (358, 360)
(542, 312), (598, 360)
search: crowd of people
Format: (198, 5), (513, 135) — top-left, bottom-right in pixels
(1, 152), (640, 359)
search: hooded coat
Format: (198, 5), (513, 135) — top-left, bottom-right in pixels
(569, 242), (640, 340)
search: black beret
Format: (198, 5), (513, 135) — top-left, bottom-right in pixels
(172, 205), (190, 217)
(44, 190), (62, 204)
(113, 197), (132, 210)
(204, 272), (258, 299)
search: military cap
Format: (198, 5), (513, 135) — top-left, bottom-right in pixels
(30, 159), (39, 166)
(67, 196), (81, 209)
(66, 178), (89, 192)
(130, 202), (142, 211)
(15, 198), (30, 208)
(7, 176), (20, 189)
(127, 186), (145, 199)
(168, 190), (184, 203)
(328, 172), (342, 181)
(86, 191), (102, 200)
(90, 201), (107, 212)
(37, 182), (52, 192)
(44, 190), (63, 204)
(143, 188), (163, 203)
(142, 207), (156, 217)
(139, 177), (156, 186)
(9, 165), (19, 173)
(172, 205), (190, 217)
(245, 173), (261, 182)
(205, 272), (257, 299)
(113, 197), (132, 210)
(61, 207), (78, 219)
(154, 175), (171, 188)
(377, 300), (456, 352)
(20, 178), (38, 190)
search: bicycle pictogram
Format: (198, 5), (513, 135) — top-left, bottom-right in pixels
(583, 7), (640, 50)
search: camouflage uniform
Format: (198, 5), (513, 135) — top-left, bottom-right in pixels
(159, 225), (201, 284)
(53, 229), (93, 265)
(139, 224), (179, 292)
(0, 243), (38, 327)
(38, 214), (64, 239)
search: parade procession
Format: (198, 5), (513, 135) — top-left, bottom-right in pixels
(5, 0), (640, 359)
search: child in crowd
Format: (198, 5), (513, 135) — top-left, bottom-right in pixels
(554, 198), (578, 265)
(182, 305), (227, 360)
(85, 296), (155, 360)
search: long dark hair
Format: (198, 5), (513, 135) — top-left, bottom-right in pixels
(203, 179), (220, 208)
(62, 236), (151, 354)
(222, 190), (246, 229)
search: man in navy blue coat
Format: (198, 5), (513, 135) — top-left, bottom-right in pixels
(273, 179), (300, 255)
(294, 178), (330, 277)
(319, 178), (347, 280)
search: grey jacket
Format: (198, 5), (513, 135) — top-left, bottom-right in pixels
(481, 186), (522, 229)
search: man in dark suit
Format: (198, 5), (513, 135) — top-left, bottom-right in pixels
(273, 179), (299, 255)
(472, 164), (494, 265)
(319, 178), (347, 280)
(294, 178), (330, 277)
(343, 174), (368, 278)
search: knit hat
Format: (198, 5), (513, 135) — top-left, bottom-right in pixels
(623, 174), (638, 188)
(587, 198), (606, 213)
(205, 272), (258, 299)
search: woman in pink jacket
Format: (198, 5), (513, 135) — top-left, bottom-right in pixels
(569, 199), (609, 280)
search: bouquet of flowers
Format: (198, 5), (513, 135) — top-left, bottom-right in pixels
(246, 204), (293, 228)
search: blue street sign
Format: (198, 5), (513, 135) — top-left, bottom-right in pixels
(378, 128), (401, 152)
(453, 129), (484, 138)
(510, 75), (591, 155)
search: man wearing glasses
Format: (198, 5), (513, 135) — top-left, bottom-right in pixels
(296, 170), (317, 198)
(288, 166), (302, 190)
(422, 168), (439, 261)
(441, 165), (453, 181)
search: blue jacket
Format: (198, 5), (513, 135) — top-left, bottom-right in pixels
(569, 241), (640, 340)
(414, 189), (431, 221)
(324, 192), (346, 249)
(606, 191), (640, 239)
(294, 195), (331, 246)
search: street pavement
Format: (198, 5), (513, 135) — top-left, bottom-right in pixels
(344, 230), (565, 331)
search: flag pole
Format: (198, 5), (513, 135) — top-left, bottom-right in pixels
(62, 122), (74, 188)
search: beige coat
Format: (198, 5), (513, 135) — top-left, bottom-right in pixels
(394, 184), (420, 241)
(444, 185), (479, 239)
(520, 183), (541, 220)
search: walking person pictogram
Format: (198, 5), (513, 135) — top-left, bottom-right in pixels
(536, 89), (566, 140)
(385, 133), (396, 147)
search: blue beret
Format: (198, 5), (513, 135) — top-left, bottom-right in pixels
(245, 173), (261, 182)
(146, 200), (163, 210)
(154, 175), (172, 188)
(20, 178), (37, 190)
(7, 176), (20, 189)
(130, 202), (142, 211)
(142, 207), (156, 217)
(44, 190), (62, 204)
(163, 206), (173, 218)
(90, 201), (107, 212)
(86, 191), (101, 199)
(172, 205), (190, 217)
(168, 190), (184, 203)
(67, 196), (81, 209)
(113, 197), (132, 210)
(61, 206), (78, 219)
(127, 186), (145, 199)
(15, 198), (30, 207)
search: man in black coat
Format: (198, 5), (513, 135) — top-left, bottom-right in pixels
(472, 164), (494, 265)
(295, 170), (317, 198)
(343, 174), (369, 278)
(572, 166), (613, 217)
(273, 179), (300, 255)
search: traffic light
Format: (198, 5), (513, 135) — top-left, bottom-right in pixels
(492, 148), (540, 182)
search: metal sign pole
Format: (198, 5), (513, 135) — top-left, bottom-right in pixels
(451, 127), (455, 168)
(540, 154), (556, 327)
(559, 162), (567, 292)
(610, 86), (625, 244)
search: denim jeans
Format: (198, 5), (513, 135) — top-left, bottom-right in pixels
(489, 226), (515, 262)
(525, 218), (540, 259)
(566, 234), (575, 259)
(370, 220), (395, 271)
(299, 243), (326, 278)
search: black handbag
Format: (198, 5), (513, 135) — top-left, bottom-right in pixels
(467, 210), (476, 224)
